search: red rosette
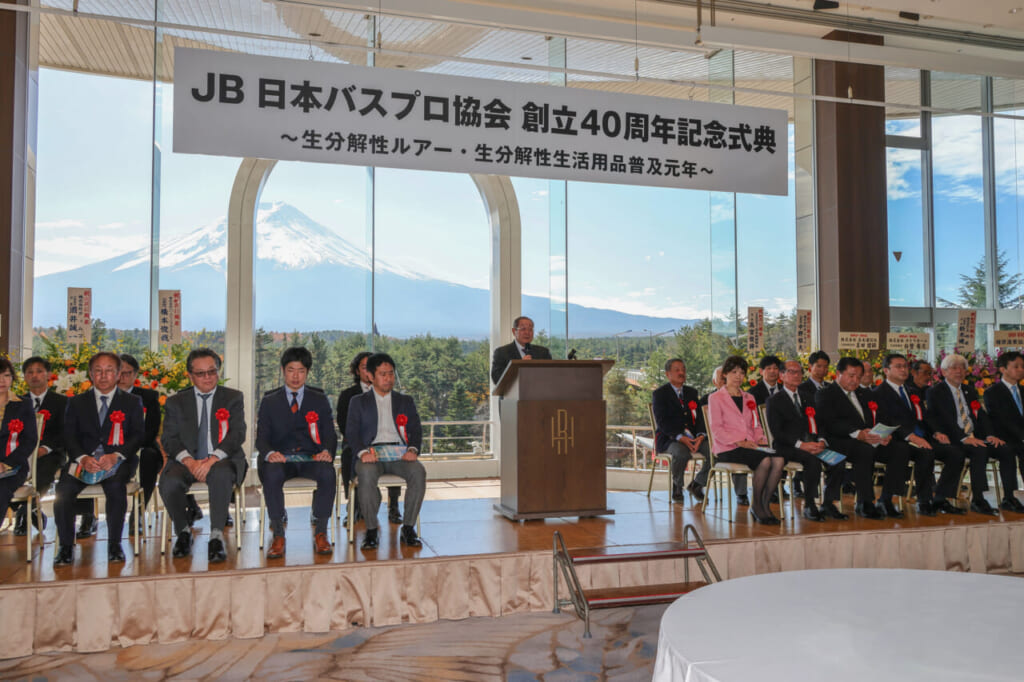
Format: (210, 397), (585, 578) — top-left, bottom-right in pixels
(746, 398), (759, 429)
(687, 400), (698, 423)
(8, 419), (23, 434)
(396, 413), (409, 444)
(38, 408), (51, 440)
(867, 401), (878, 425)
(107, 410), (126, 446)
(804, 406), (817, 435)
(216, 408), (230, 421)
(216, 408), (230, 442)
(909, 394), (923, 420)
(6, 418), (23, 456)
(970, 400), (981, 418)
(109, 410), (125, 424)
(305, 411), (321, 445)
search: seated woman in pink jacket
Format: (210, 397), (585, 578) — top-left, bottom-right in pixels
(708, 355), (785, 524)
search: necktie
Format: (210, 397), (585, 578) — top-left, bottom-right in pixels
(99, 395), (109, 424)
(1014, 385), (1023, 416)
(899, 384), (912, 411)
(793, 392), (801, 411)
(196, 393), (210, 460)
(34, 396), (41, 411)
(290, 391), (299, 413)
(955, 389), (974, 436)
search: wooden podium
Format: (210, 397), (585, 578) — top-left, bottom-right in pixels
(492, 359), (615, 521)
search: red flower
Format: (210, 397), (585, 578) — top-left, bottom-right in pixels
(687, 400), (697, 410)
(68, 367), (75, 374)
(38, 409), (51, 422)
(215, 408), (230, 421)
(910, 394), (921, 404)
(749, 379), (757, 386)
(49, 373), (58, 381)
(8, 419), (23, 434)
(868, 401), (878, 411)
(970, 400), (981, 411)
(396, 414), (409, 427)
(150, 380), (159, 389)
(109, 410), (125, 424)
(305, 411), (319, 424)
(805, 407), (815, 417)
(134, 379), (141, 387)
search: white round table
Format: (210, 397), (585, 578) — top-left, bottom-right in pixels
(654, 568), (1024, 682)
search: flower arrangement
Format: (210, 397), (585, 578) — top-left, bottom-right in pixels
(934, 349), (999, 396)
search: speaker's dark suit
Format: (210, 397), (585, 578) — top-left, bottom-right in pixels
(54, 388), (144, 548)
(159, 386), (247, 534)
(984, 380), (1024, 486)
(0, 398), (40, 518)
(652, 383), (709, 490)
(766, 388), (842, 503)
(20, 391), (67, 495)
(748, 380), (783, 406)
(927, 381), (1018, 500)
(490, 342), (552, 384)
(255, 386), (337, 534)
(815, 382), (909, 504)
(872, 382), (963, 502)
(131, 385), (162, 506)
(347, 389), (426, 530)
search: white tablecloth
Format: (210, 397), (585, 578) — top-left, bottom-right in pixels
(653, 568), (1024, 682)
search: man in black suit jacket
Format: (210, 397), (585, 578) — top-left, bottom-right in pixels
(748, 355), (784, 405)
(256, 346), (338, 559)
(53, 352), (145, 566)
(928, 354), (1022, 515)
(652, 358), (709, 503)
(767, 361), (846, 521)
(985, 351), (1024, 493)
(874, 354), (964, 516)
(12, 356), (67, 535)
(798, 350), (832, 409)
(336, 352), (401, 524)
(907, 360), (934, 401)
(815, 356), (910, 519)
(347, 352), (426, 551)
(491, 316), (553, 385)
(118, 354), (164, 520)
(158, 349), (247, 562)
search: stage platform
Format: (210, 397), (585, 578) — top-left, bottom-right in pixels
(3, 485), (1024, 659)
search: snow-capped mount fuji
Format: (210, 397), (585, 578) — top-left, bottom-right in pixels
(33, 202), (694, 337)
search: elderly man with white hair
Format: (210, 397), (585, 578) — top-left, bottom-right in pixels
(925, 353), (1023, 516)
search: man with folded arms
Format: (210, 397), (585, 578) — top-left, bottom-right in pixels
(985, 351), (1024, 498)
(256, 346), (337, 559)
(347, 352), (426, 551)
(652, 358), (708, 503)
(53, 352), (144, 565)
(767, 360), (846, 521)
(159, 348), (247, 562)
(926, 353), (1021, 516)
(872, 353), (965, 516)
(815, 356), (910, 519)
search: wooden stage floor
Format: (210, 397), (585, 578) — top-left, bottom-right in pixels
(2, 483), (1021, 586)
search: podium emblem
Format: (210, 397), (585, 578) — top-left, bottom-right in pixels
(551, 409), (575, 454)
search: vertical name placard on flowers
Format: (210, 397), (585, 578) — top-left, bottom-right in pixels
(747, 307), (764, 354)
(796, 309), (812, 354)
(956, 310), (977, 352)
(158, 290), (182, 345)
(66, 287), (92, 344)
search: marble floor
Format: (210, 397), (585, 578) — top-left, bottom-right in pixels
(0, 603), (666, 681)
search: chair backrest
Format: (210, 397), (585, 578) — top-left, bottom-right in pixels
(758, 405), (774, 448)
(29, 413), (44, 489)
(647, 403), (660, 454)
(701, 404), (715, 465)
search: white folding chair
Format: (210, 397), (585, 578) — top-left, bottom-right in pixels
(160, 478), (244, 554)
(347, 474), (421, 544)
(255, 453), (331, 548)
(699, 405), (754, 522)
(646, 403), (704, 503)
(9, 414), (47, 563)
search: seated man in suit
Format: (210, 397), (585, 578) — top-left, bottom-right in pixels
(767, 360), (846, 521)
(118, 354), (165, 530)
(749, 355), (783, 405)
(873, 353), (965, 516)
(491, 316), (552, 385)
(986, 351), (1024, 493)
(347, 352), (426, 551)
(815, 356), (910, 519)
(798, 350), (831, 408)
(859, 360), (876, 390)
(256, 346), (337, 559)
(927, 353), (1022, 515)
(652, 358), (709, 503)
(907, 360), (934, 400)
(11, 356), (67, 535)
(158, 348), (247, 562)
(53, 352), (144, 565)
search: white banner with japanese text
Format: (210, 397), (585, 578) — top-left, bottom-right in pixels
(885, 332), (930, 352)
(747, 307), (764, 353)
(66, 288), (92, 344)
(994, 330), (1024, 348)
(796, 309), (812, 354)
(172, 48), (788, 195)
(838, 331), (879, 350)
(956, 310), (977, 351)
(158, 290), (182, 346)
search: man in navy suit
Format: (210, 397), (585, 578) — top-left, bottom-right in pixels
(490, 316), (553, 385)
(53, 352), (144, 566)
(651, 358), (708, 503)
(347, 352), (426, 551)
(255, 346), (337, 559)
(748, 355), (783, 405)
(985, 350), (1024, 495)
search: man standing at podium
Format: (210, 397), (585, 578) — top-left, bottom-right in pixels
(491, 316), (552, 385)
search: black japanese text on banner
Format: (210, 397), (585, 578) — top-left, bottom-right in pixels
(172, 48), (788, 195)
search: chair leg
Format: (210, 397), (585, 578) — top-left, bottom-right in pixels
(161, 497), (167, 555)
(134, 491), (140, 557)
(25, 497), (33, 564)
(647, 455), (657, 498)
(259, 489), (266, 550)
(235, 484), (242, 549)
(992, 462), (1002, 505)
(348, 480), (356, 545)
(727, 477), (734, 522)
(777, 480), (785, 522)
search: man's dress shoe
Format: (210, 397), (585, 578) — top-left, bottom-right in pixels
(172, 530), (193, 558)
(400, 524), (423, 547)
(108, 544), (126, 563)
(879, 499), (904, 519)
(916, 501), (936, 517)
(314, 532), (333, 555)
(686, 481), (705, 502)
(53, 545), (74, 567)
(820, 502), (849, 520)
(208, 538), (227, 563)
(735, 494), (750, 506)
(1000, 496), (1024, 513)
(971, 498), (999, 516)
(855, 502), (883, 519)
(934, 499), (966, 515)
(267, 535), (286, 559)
(76, 517), (98, 540)
(802, 502), (824, 522)
(361, 528), (379, 550)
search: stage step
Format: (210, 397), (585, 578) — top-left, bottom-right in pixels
(585, 581), (708, 609)
(553, 525), (722, 638)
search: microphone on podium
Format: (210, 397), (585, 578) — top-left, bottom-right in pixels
(567, 348), (578, 360)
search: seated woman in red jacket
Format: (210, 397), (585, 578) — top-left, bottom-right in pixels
(708, 355), (785, 524)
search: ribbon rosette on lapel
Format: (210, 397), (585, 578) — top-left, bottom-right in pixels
(867, 401), (878, 426)
(746, 397), (760, 429)
(396, 413), (409, 444)
(107, 410), (125, 446)
(687, 400), (698, 423)
(215, 408), (230, 442)
(38, 409), (51, 440)
(909, 394), (924, 420)
(6, 418), (23, 455)
(305, 411), (321, 445)
(805, 406), (817, 435)
(970, 400), (981, 419)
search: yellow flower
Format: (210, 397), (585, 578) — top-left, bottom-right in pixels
(983, 378), (992, 385)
